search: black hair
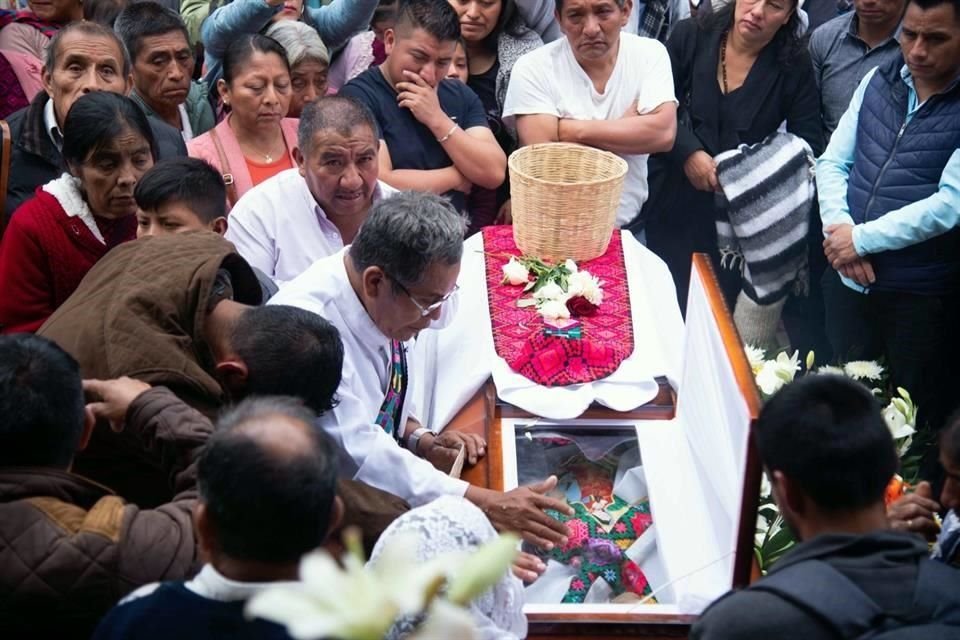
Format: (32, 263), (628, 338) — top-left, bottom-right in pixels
(395, 0), (461, 43)
(482, 0), (527, 50)
(298, 95), (380, 153)
(372, 0), (398, 27)
(62, 92), (157, 168)
(134, 158), (226, 224)
(83, 0), (128, 27)
(701, 0), (807, 67)
(0, 335), (85, 468)
(909, 0), (960, 20)
(942, 408), (960, 468)
(114, 1), (191, 63)
(756, 374), (898, 512)
(222, 33), (291, 85)
(198, 396), (338, 563)
(45, 20), (132, 78)
(555, 0), (625, 15)
(229, 306), (344, 415)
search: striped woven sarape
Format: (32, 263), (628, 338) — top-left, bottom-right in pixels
(714, 131), (816, 304)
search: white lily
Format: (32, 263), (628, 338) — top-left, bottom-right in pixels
(412, 600), (479, 640)
(246, 531), (451, 640)
(563, 259), (579, 274)
(754, 351), (800, 396)
(744, 344), (766, 375)
(446, 533), (519, 606)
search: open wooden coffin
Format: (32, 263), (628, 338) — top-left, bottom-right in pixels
(494, 255), (763, 629)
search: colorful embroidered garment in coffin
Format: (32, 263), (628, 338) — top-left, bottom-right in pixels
(481, 226), (635, 387)
(543, 497), (655, 603)
(374, 339), (407, 443)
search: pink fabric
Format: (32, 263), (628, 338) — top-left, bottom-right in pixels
(1, 49), (42, 109)
(483, 226), (635, 387)
(186, 115), (300, 208)
(327, 30), (376, 93)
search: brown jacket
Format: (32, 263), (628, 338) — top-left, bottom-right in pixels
(38, 232), (261, 506)
(0, 387), (208, 639)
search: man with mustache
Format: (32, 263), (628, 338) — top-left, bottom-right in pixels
(4, 21), (187, 219)
(115, 2), (215, 143)
(502, 0), (677, 230)
(225, 96), (397, 285)
(817, 0), (960, 470)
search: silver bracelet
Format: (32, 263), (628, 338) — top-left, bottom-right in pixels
(437, 123), (459, 143)
(406, 426), (431, 453)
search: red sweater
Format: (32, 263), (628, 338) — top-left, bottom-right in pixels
(0, 188), (136, 333)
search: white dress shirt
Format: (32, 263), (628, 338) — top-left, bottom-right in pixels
(268, 249), (468, 506)
(225, 169), (397, 285)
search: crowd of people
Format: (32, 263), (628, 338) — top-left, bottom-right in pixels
(1, 0), (959, 635)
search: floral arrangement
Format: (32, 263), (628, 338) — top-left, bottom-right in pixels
(245, 529), (519, 640)
(501, 256), (604, 325)
(747, 347), (919, 572)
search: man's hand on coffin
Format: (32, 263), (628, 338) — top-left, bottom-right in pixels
(823, 223), (860, 268)
(422, 440), (463, 473)
(512, 551), (547, 584)
(421, 431), (486, 466)
(838, 257), (876, 286)
(83, 377), (152, 432)
(466, 476), (574, 550)
(888, 481), (941, 541)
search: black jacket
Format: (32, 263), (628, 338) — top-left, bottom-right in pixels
(691, 531), (940, 640)
(642, 17), (825, 306)
(5, 92), (187, 219)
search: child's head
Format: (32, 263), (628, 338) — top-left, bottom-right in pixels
(134, 158), (228, 238)
(446, 38), (469, 83)
(371, 0), (397, 41)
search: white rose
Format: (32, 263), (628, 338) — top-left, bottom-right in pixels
(563, 259), (578, 274)
(567, 271), (604, 305)
(533, 281), (566, 302)
(538, 299), (571, 322)
(501, 258), (529, 286)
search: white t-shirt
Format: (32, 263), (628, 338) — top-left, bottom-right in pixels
(225, 168), (396, 285)
(503, 33), (677, 227)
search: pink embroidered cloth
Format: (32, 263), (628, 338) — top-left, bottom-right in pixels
(482, 226), (635, 387)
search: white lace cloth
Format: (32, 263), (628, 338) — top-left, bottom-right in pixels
(368, 496), (527, 640)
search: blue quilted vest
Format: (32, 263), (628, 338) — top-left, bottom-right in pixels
(846, 59), (960, 295)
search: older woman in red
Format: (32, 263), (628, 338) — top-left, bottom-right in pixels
(0, 92), (156, 333)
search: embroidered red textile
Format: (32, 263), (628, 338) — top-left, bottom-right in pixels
(482, 226), (635, 387)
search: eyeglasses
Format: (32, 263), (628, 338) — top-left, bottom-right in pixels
(387, 274), (459, 317)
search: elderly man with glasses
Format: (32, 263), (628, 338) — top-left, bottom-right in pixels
(270, 189), (574, 556)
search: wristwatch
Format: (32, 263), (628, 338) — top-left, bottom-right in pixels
(405, 426), (431, 453)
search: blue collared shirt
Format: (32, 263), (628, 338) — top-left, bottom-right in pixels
(816, 65), (960, 292)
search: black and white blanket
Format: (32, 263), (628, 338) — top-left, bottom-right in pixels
(714, 131), (816, 305)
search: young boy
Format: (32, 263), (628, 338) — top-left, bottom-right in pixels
(135, 158), (229, 238)
(135, 157), (278, 298)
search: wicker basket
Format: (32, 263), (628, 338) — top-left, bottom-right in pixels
(509, 143), (627, 262)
